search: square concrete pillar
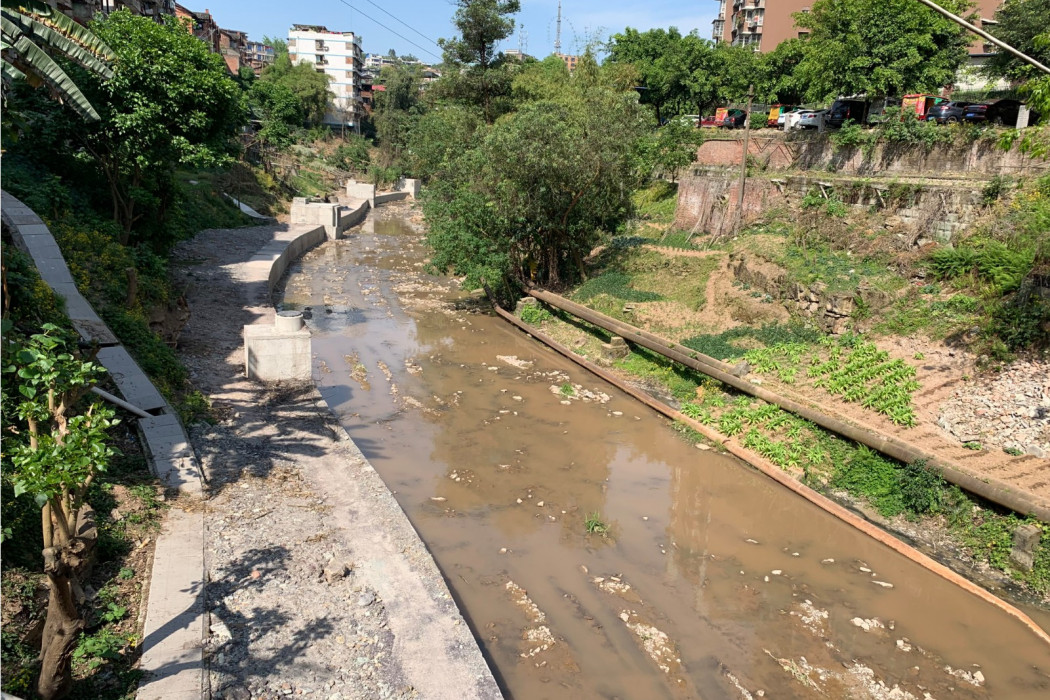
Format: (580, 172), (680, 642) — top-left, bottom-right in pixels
(244, 312), (311, 381)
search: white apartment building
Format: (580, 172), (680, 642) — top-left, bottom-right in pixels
(287, 24), (364, 129)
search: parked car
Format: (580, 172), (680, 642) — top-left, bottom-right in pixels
(721, 108), (748, 128)
(901, 94), (949, 120)
(768, 104), (798, 128)
(700, 115), (720, 128)
(796, 109), (827, 130)
(866, 97), (902, 125)
(925, 101), (972, 124)
(777, 107), (803, 128)
(827, 99), (868, 128)
(963, 99), (1025, 126)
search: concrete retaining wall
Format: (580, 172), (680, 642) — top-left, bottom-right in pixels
(694, 134), (1050, 177)
(290, 197), (370, 240)
(674, 172), (983, 243)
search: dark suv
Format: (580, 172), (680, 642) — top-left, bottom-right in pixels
(926, 101), (972, 124)
(827, 99), (868, 128)
(721, 109), (748, 128)
(963, 99), (1025, 126)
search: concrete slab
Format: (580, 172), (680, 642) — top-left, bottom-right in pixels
(138, 414), (201, 496)
(97, 346), (168, 412)
(31, 257), (76, 286)
(137, 507), (205, 700)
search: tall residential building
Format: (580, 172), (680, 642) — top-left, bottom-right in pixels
(556, 53), (579, 72)
(288, 24), (364, 129)
(711, 0), (810, 52)
(246, 42), (276, 75)
(712, 0), (1005, 56)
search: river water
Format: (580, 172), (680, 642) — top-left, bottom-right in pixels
(279, 209), (1050, 699)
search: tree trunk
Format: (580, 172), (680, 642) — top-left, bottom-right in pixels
(37, 542), (87, 700)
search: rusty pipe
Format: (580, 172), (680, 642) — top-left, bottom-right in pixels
(525, 288), (1050, 523)
(491, 301), (1050, 647)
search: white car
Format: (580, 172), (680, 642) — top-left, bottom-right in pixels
(796, 109), (827, 130)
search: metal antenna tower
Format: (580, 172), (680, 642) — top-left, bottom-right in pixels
(554, 0), (562, 55)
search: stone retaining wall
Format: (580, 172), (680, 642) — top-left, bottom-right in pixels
(694, 134), (1050, 177)
(675, 173), (983, 243)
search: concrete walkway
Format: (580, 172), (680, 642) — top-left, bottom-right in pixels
(170, 211), (502, 699)
(2, 190), (205, 698)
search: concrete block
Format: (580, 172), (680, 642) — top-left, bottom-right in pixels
(600, 336), (630, 361)
(1010, 523), (1042, 571)
(96, 346), (169, 412)
(403, 178), (421, 198)
(346, 180), (376, 204)
(245, 324), (312, 381)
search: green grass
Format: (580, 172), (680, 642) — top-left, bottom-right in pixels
(776, 243), (899, 294)
(584, 511), (610, 536)
(874, 290), (982, 339)
(574, 272), (664, 304)
(682, 322), (825, 361)
(632, 180), (679, 225)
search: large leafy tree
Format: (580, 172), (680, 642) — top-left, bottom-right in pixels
(792, 0), (973, 101)
(985, 0), (1050, 81)
(606, 27), (698, 123)
(1, 0), (113, 121)
(77, 9), (245, 244)
(257, 38), (332, 127)
(422, 53), (649, 299)
(436, 0), (520, 122)
(373, 59), (425, 168)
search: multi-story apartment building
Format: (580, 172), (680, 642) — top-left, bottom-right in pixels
(51, 0), (174, 24)
(246, 42), (276, 75)
(557, 53), (579, 72)
(711, 0), (808, 52)
(218, 27), (247, 74)
(175, 3), (219, 52)
(288, 24), (364, 129)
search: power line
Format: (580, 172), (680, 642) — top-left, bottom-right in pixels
(357, 0), (442, 50)
(333, 0), (443, 61)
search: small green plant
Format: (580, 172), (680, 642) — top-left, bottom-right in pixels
(519, 303), (553, 325)
(72, 628), (126, 670)
(1004, 446), (1024, 457)
(584, 511), (610, 536)
(913, 352), (925, 360)
(559, 383), (575, 397)
(963, 441), (982, 451)
(118, 567), (135, 580)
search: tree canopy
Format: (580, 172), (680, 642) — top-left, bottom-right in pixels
(985, 0), (1050, 81)
(436, 0), (520, 122)
(419, 52), (650, 299)
(792, 0), (973, 101)
(81, 9), (245, 242)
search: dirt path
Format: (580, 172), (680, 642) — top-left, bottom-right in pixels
(171, 224), (500, 700)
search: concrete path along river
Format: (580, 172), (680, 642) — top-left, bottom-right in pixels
(279, 207), (1050, 699)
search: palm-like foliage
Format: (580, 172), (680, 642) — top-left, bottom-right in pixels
(1, 0), (114, 120)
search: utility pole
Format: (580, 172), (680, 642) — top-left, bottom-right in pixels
(734, 84), (755, 234)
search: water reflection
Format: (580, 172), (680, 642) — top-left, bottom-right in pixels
(279, 210), (1050, 699)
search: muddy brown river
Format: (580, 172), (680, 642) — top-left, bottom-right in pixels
(279, 209), (1050, 699)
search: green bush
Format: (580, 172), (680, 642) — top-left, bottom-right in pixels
(929, 240), (1035, 294)
(990, 281), (1050, 351)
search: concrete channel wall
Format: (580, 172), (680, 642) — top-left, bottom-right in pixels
(1, 190), (206, 698)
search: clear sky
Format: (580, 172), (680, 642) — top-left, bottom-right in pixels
(193, 1), (719, 63)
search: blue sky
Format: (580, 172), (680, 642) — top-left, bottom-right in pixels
(194, 1), (719, 62)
